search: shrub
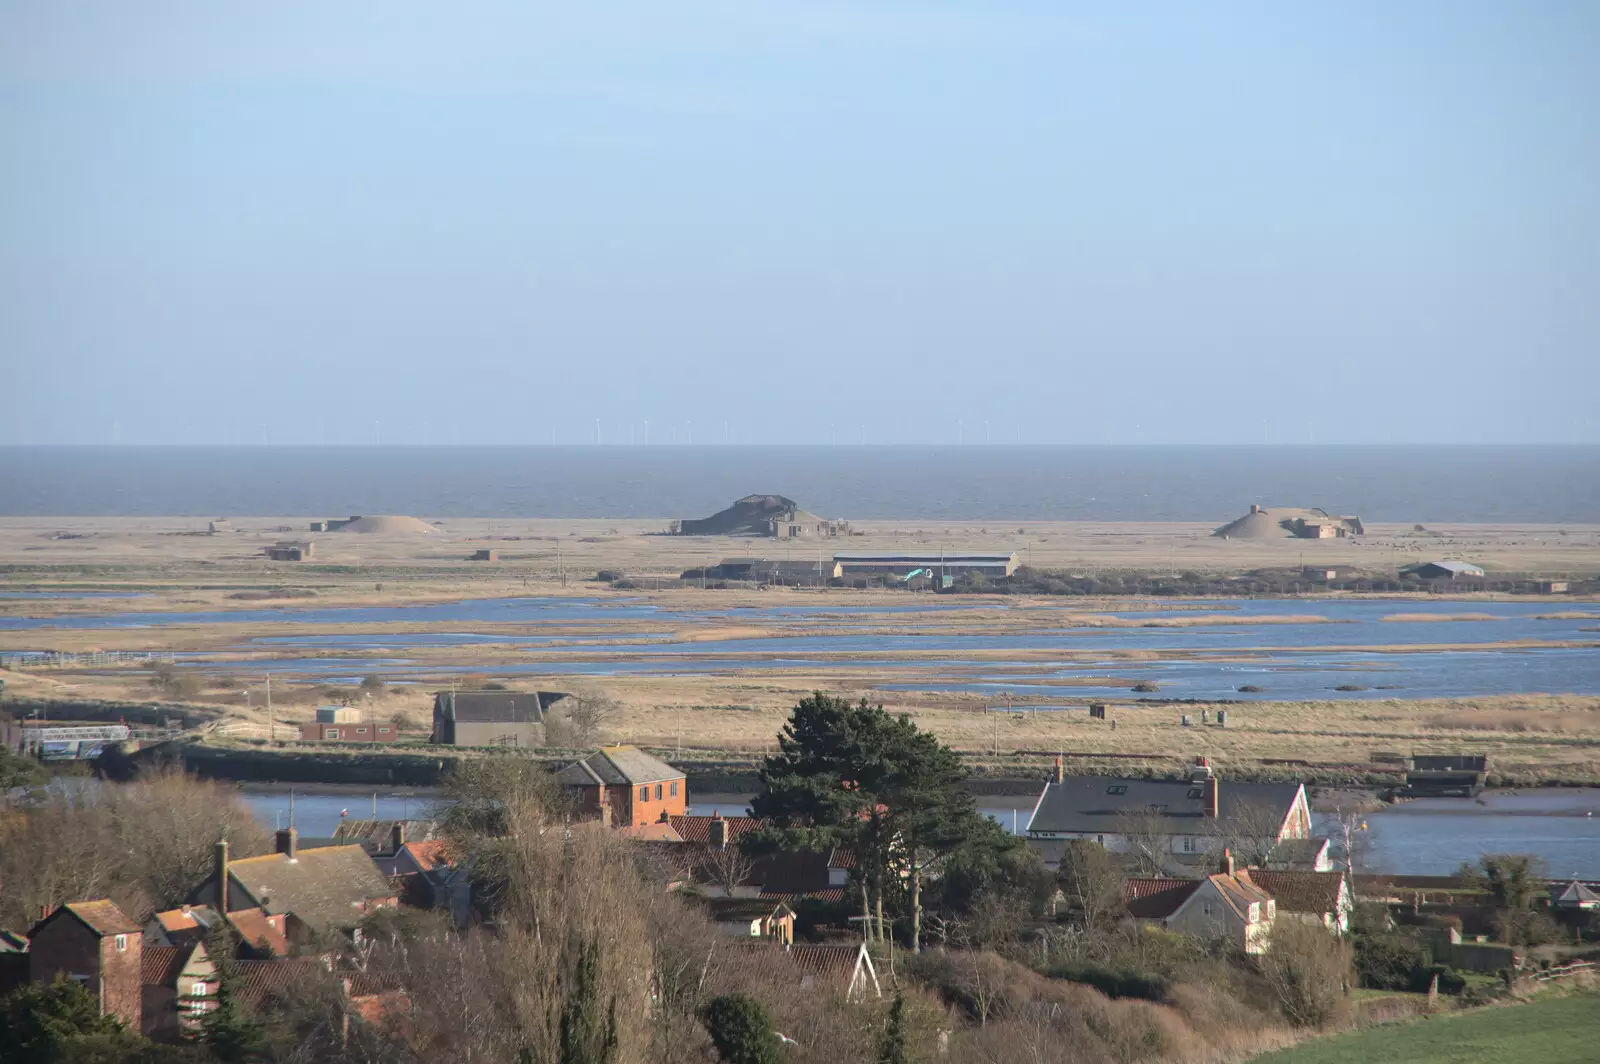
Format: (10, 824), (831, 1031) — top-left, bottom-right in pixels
(699, 994), (781, 1064)
(1352, 931), (1431, 991)
(1259, 921), (1352, 1029)
(1048, 965), (1170, 1003)
(1131, 682), (1161, 693)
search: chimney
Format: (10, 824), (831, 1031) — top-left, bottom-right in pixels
(390, 822), (405, 854)
(275, 826), (298, 859)
(1205, 775), (1219, 819)
(1054, 756), (1065, 784)
(708, 813), (728, 850)
(214, 839), (230, 913)
(1222, 848), (1235, 877)
(1250, 504), (1261, 514)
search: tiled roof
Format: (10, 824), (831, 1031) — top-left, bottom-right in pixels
(667, 815), (763, 844)
(557, 746), (682, 787)
(1268, 837), (1331, 867)
(346, 971), (404, 998)
(336, 819), (439, 851)
(760, 888), (847, 903)
(617, 823), (684, 842)
(1027, 776), (1302, 836)
(1123, 878), (1202, 919)
(227, 846), (396, 932)
(400, 840), (454, 872)
(155, 906), (212, 934)
(60, 900), (140, 937)
(228, 908), (288, 957)
(232, 959), (328, 1007)
(1249, 870), (1347, 915)
(787, 944), (863, 987)
(1210, 872), (1275, 921)
(142, 946), (186, 986)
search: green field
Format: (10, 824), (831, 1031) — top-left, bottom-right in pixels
(1253, 993), (1600, 1064)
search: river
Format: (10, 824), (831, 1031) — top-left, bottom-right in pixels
(238, 785), (1600, 877)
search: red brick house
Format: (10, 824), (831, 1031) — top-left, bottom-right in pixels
(27, 900), (143, 1026)
(557, 746), (687, 827)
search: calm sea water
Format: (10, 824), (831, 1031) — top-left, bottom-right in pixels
(3, 445), (1597, 521)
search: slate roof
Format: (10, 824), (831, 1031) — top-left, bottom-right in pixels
(1026, 776), (1302, 836)
(58, 900), (140, 937)
(142, 946), (188, 987)
(668, 814), (764, 844)
(557, 746), (683, 787)
(1123, 878), (1202, 919)
(434, 690), (560, 724)
(1555, 881), (1600, 906)
(335, 819), (439, 850)
(1249, 870), (1348, 915)
(225, 845), (396, 932)
(787, 944), (867, 989)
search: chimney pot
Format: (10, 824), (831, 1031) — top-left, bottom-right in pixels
(214, 839), (231, 913)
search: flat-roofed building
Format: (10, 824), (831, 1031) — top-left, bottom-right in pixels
(833, 551), (1018, 579)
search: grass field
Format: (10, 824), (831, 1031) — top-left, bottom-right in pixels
(1253, 993), (1600, 1064)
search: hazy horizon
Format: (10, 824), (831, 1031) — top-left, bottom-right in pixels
(3, 2), (1596, 445)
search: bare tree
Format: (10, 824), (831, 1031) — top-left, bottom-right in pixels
(1054, 840), (1126, 936)
(558, 689), (620, 746)
(1259, 920), (1352, 1029)
(1205, 800), (1291, 868)
(1114, 809), (1174, 877)
(1328, 804), (1370, 873)
(696, 842), (755, 897)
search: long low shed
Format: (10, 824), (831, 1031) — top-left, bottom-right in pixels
(832, 551), (1019, 577)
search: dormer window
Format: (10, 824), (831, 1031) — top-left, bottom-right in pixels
(1106, 785), (1127, 795)
(1249, 903), (1260, 923)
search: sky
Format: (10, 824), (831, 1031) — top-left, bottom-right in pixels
(1, 1), (1596, 445)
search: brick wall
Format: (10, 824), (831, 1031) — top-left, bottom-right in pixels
(29, 914), (142, 1027)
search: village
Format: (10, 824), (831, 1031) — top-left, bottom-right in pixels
(2, 680), (1598, 1063)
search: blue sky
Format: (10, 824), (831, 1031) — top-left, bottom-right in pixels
(1, 1), (1595, 444)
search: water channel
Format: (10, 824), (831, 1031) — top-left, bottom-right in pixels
(237, 786), (1600, 878)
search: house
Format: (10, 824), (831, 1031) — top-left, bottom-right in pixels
(703, 899), (797, 945)
(1553, 880), (1600, 911)
(469, 549), (498, 561)
(1122, 853), (1276, 954)
(1248, 869), (1353, 933)
(1025, 757), (1311, 870)
(557, 746), (687, 827)
(141, 941), (215, 1040)
(300, 705), (397, 743)
(431, 689), (563, 747)
(144, 905), (289, 958)
(264, 541), (314, 561)
(189, 833), (398, 940)
(1400, 561), (1485, 581)
(26, 900), (144, 1025)
(833, 551), (1019, 580)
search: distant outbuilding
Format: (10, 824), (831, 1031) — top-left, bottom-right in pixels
(1399, 561), (1486, 580)
(674, 495), (848, 538)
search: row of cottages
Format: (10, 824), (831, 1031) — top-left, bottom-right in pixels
(1025, 757), (1317, 872)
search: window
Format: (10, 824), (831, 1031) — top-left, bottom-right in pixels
(114, 934), (127, 952)
(639, 786), (649, 801)
(655, 784), (663, 801)
(1106, 785), (1127, 795)
(191, 982), (210, 997)
(327, 729), (339, 740)
(670, 781), (678, 797)
(1096, 834), (1104, 845)
(1182, 836), (1196, 853)
(1249, 903), (1259, 923)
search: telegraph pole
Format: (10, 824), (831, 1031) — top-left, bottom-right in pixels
(267, 675), (274, 742)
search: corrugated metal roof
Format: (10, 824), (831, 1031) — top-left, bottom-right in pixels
(832, 552), (1016, 562)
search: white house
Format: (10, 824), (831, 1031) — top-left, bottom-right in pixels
(1025, 757), (1311, 872)
(1122, 853), (1277, 954)
(1249, 869), (1354, 934)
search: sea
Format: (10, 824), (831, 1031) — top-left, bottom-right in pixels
(2, 445), (1597, 521)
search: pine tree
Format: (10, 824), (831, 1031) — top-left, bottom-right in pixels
(699, 994), (781, 1064)
(200, 925), (263, 1063)
(557, 932), (619, 1064)
(876, 992), (910, 1064)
